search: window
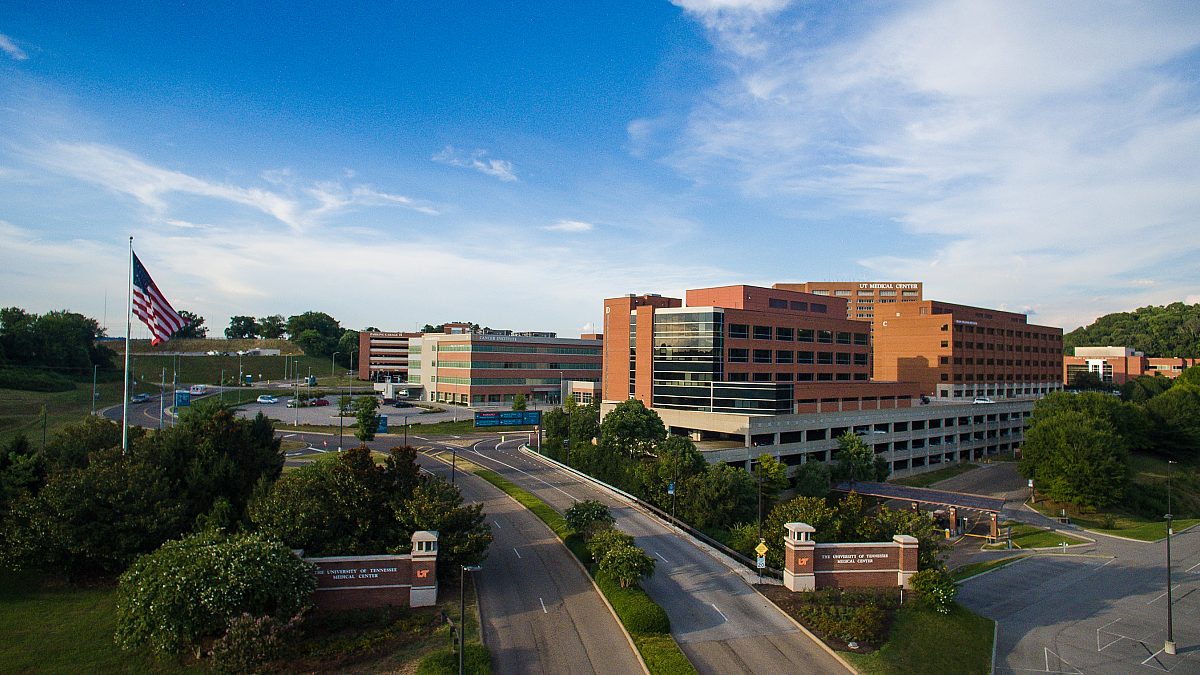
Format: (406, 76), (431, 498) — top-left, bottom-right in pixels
(836, 331), (852, 344)
(854, 353), (869, 366)
(811, 303), (828, 313)
(797, 351), (814, 364)
(835, 352), (851, 365)
(836, 373), (851, 381)
(790, 301), (808, 311)
(834, 289), (851, 296)
(776, 372), (794, 381)
(853, 372), (868, 381)
(817, 373), (834, 381)
(817, 330), (833, 344)
(853, 333), (869, 346)
(768, 298), (788, 309)
(858, 290), (874, 296)
(776, 327), (794, 341)
(776, 350), (794, 364)
(940, 340), (949, 348)
(753, 349), (772, 363)
(729, 372), (749, 382)
(729, 323), (749, 339)
(817, 352), (834, 365)
(753, 372), (772, 382)
(753, 325), (772, 340)
(797, 329), (814, 342)
(728, 348), (749, 363)
(939, 356), (949, 365)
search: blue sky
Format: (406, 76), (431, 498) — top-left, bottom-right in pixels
(2, 1), (1199, 339)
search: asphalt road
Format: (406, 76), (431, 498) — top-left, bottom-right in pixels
(284, 431), (644, 675)
(460, 437), (850, 675)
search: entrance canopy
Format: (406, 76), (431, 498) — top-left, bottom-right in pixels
(832, 481), (1004, 513)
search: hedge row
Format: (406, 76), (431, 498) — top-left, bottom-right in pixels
(0, 367), (77, 392)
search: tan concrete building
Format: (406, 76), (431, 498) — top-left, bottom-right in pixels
(773, 281), (923, 320)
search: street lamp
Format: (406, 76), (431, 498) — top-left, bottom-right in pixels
(1165, 459), (1178, 655)
(331, 351), (340, 378)
(91, 364), (99, 415)
(459, 564), (482, 675)
(350, 348), (359, 377)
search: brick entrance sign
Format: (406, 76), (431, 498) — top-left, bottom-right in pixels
(783, 522), (918, 592)
(305, 531), (439, 611)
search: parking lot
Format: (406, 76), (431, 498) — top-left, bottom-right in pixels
(958, 527), (1200, 674)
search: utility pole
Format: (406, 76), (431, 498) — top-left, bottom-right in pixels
(159, 368), (165, 429)
(1165, 459), (1177, 655)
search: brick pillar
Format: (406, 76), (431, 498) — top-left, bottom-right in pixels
(989, 513), (999, 541)
(783, 522), (816, 592)
(410, 530), (439, 607)
(894, 534), (919, 589)
(948, 506), (959, 535)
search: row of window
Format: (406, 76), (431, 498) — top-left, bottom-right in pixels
(725, 372), (870, 382)
(432, 361), (601, 370)
(952, 324), (1060, 339)
(729, 349), (869, 366)
(941, 356), (1061, 367)
(728, 324), (869, 345)
(432, 344), (601, 355)
(940, 373), (1059, 382)
(430, 376), (599, 385)
(765, 298), (829, 313)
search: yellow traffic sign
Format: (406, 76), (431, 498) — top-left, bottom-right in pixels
(755, 541), (769, 556)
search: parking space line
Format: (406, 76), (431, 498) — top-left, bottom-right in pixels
(1186, 561), (1200, 573)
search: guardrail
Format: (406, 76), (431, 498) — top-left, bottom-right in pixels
(519, 445), (783, 581)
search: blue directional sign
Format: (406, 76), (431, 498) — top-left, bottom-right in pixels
(667, 482), (676, 496)
(474, 410), (543, 428)
(174, 390), (191, 407)
(376, 415), (388, 433)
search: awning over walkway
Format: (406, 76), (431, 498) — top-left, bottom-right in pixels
(832, 481), (1005, 513)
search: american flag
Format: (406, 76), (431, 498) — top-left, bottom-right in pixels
(132, 252), (187, 345)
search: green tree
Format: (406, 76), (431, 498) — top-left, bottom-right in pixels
(542, 406), (568, 455)
(512, 393), (527, 411)
(114, 531), (314, 657)
(569, 401), (601, 447)
(597, 543), (655, 588)
(586, 527), (634, 562)
(831, 432), (889, 483)
(636, 435), (707, 509)
(1032, 391), (1151, 453)
(910, 568), (957, 614)
(338, 395), (352, 416)
(755, 454), (790, 506)
(225, 316), (258, 340)
(599, 399), (665, 458)
(1068, 370), (1108, 391)
(174, 310), (207, 339)
(256, 315), (286, 339)
(762, 496), (838, 568)
(0, 435), (43, 508)
(873, 506), (945, 570)
(286, 312), (342, 357)
(41, 416), (126, 471)
(1019, 410), (1131, 508)
(1178, 364), (1200, 388)
(1143, 385), (1200, 460)
(1121, 374), (1174, 403)
(678, 463), (757, 530)
(0, 307), (113, 372)
(354, 396), (380, 441)
(792, 462), (831, 498)
(565, 500), (615, 539)
(394, 478), (492, 571)
(336, 330), (359, 367)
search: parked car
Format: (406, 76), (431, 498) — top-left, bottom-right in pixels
(309, 397), (330, 407)
(392, 400), (413, 408)
(256, 394), (278, 404)
(130, 393), (151, 403)
(973, 397), (995, 404)
(286, 398), (302, 408)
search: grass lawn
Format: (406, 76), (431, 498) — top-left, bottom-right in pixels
(0, 573), (195, 674)
(843, 603), (994, 675)
(951, 555), (1030, 582)
(1030, 501), (1200, 542)
(984, 523), (1088, 550)
(0, 379), (138, 447)
(892, 463), (978, 488)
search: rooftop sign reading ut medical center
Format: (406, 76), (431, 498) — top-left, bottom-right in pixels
(859, 283), (920, 289)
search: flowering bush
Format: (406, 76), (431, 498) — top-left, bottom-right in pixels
(910, 568), (957, 614)
(209, 611), (303, 673)
(114, 531), (315, 656)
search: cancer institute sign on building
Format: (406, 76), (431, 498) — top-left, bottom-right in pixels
(783, 522), (918, 591)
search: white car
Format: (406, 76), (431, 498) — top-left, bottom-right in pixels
(256, 394), (278, 404)
(973, 397), (995, 404)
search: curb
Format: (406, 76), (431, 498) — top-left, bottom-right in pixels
(424, 450), (651, 675)
(953, 555), (1032, 585)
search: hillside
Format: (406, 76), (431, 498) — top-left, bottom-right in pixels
(121, 338), (304, 355)
(1063, 302), (1200, 357)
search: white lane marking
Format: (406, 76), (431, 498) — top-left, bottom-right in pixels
(413, 436), (428, 441)
(539, 597), (548, 614)
(469, 442), (580, 502)
(283, 433), (296, 438)
(1187, 560), (1200, 573)
(1146, 583), (1184, 604)
(513, 547), (522, 559)
(711, 603), (728, 622)
(1141, 648), (1166, 667)
(493, 520), (502, 530)
(655, 551), (669, 563)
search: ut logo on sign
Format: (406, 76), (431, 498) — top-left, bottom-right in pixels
(798, 557), (810, 568)
(415, 569), (429, 579)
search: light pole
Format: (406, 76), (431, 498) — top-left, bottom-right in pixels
(404, 414), (409, 446)
(350, 348), (358, 378)
(91, 365), (98, 415)
(451, 448), (457, 484)
(1165, 459), (1177, 655)
(459, 564), (482, 675)
(331, 351), (340, 378)
(238, 352), (243, 388)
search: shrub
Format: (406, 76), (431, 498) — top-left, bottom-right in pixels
(587, 526), (634, 563)
(416, 644), (492, 674)
(209, 611), (303, 674)
(115, 531), (315, 656)
(565, 500), (614, 540)
(596, 573), (671, 635)
(910, 568), (957, 614)
(0, 367), (76, 392)
(597, 543), (656, 589)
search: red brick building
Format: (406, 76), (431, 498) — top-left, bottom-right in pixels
(871, 300), (1063, 400)
(602, 285), (921, 415)
(1063, 346), (1199, 386)
(358, 331), (422, 382)
(773, 281), (923, 320)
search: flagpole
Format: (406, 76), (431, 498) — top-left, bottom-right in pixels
(121, 236), (133, 455)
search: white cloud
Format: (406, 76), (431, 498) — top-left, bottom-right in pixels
(25, 142), (437, 232)
(543, 219), (594, 233)
(669, 0), (1200, 329)
(0, 34), (28, 61)
(432, 146), (518, 182)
